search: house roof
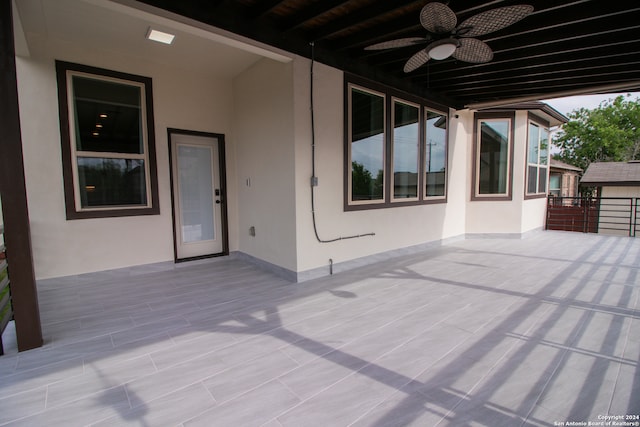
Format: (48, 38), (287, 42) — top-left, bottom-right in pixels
(550, 158), (582, 173)
(478, 101), (568, 127)
(138, 0), (640, 109)
(580, 161), (640, 186)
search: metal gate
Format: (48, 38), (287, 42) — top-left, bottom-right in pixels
(546, 196), (639, 237)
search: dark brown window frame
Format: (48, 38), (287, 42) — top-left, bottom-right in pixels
(56, 60), (159, 219)
(524, 112), (551, 200)
(344, 74), (449, 211)
(471, 111), (515, 201)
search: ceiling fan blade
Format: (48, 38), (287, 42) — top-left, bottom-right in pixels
(364, 37), (425, 50)
(420, 2), (457, 34)
(458, 5), (533, 38)
(452, 38), (493, 63)
(404, 49), (430, 73)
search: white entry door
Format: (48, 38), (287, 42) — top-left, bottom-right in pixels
(170, 132), (226, 260)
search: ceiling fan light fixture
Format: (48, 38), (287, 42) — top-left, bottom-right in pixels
(427, 38), (458, 60)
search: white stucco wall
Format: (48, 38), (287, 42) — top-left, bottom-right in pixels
(14, 14), (551, 281)
(232, 58), (298, 271)
(465, 110), (543, 235)
(291, 57), (467, 275)
(17, 41), (239, 279)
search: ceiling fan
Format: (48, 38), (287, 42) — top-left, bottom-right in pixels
(365, 2), (533, 72)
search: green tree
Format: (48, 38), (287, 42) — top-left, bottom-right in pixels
(352, 161), (384, 200)
(553, 95), (640, 170)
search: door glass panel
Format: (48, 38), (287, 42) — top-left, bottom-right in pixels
(178, 145), (214, 243)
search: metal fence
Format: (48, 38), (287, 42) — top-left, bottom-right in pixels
(546, 196), (639, 237)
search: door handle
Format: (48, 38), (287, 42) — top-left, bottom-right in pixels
(215, 200), (221, 204)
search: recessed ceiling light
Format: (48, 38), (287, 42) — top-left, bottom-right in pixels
(146, 28), (175, 45)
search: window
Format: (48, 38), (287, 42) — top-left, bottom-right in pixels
(549, 174), (561, 197)
(392, 99), (419, 201)
(346, 78), (448, 209)
(56, 61), (159, 219)
(473, 114), (513, 200)
(425, 111), (447, 198)
(349, 86), (385, 203)
(526, 121), (549, 197)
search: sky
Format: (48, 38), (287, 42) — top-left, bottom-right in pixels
(541, 91), (640, 153)
(542, 91), (640, 117)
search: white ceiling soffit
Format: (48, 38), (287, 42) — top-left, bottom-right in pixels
(91, 0), (292, 63)
(11, 0), (30, 57)
(14, 0), (292, 78)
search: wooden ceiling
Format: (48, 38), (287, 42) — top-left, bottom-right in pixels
(138, 0), (640, 109)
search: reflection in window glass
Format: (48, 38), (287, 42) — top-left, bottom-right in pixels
(351, 87), (385, 201)
(540, 129), (549, 165)
(549, 174), (561, 196)
(528, 124), (539, 164)
(56, 61), (158, 219)
(71, 74), (150, 209)
(77, 157), (146, 207)
(73, 76), (143, 154)
(393, 101), (419, 199)
(527, 122), (550, 195)
(425, 111), (447, 197)
(478, 120), (510, 195)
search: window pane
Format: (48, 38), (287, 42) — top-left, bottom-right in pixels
(540, 129), (549, 165)
(393, 101), (419, 199)
(478, 120), (509, 194)
(77, 157), (147, 207)
(528, 165), (538, 194)
(73, 76), (143, 154)
(528, 123), (539, 164)
(178, 145), (215, 243)
(538, 166), (547, 193)
(351, 88), (384, 201)
(425, 111), (447, 197)
(549, 174), (561, 190)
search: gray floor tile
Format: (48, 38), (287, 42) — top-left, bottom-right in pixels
(184, 380), (300, 427)
(92, 383), (216, 427)
(3, 386), (130, 427)
(202, 349), (299, 403)
(350, 390), (449, 427)
(0, 388), (47, 425)
(0, 232), (635, 427)
(277, 369), (397, 426)
(0, 356), (85, 400)
(46, 355), (157, 408)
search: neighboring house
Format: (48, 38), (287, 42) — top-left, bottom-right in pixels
(0, 0), (576, 349)
(580, 161), (640, 236)
(549, 158), (582, 197)
(581, 161), (640, 196)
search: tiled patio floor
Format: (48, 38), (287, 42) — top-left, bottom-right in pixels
(0, 231), (638, 426)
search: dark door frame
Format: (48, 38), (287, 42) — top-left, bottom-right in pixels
(167, 128), (229, 262)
